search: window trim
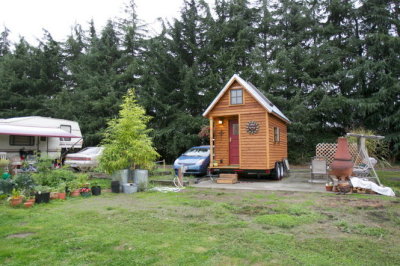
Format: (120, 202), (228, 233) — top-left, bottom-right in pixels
(9, 135), (35, 146)
(230, 89), (243, 105)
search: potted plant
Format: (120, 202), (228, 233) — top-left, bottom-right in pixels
(68, 180), (81, 197)
(24, 195), (35, 207)
(23, 188), (35, 204)
(57, 182), (67, 200)
(325, 182), (333, 191)
(34, 185), (51, 204)
(91, 181), (101, 196)
(80, 187), (91, 197)
(50, 188), (59, 200)
(9, 188), (23, 206)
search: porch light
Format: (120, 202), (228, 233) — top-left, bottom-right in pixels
(218, 118), (224, 125)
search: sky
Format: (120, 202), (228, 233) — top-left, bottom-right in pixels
(0, 0), (204, 44)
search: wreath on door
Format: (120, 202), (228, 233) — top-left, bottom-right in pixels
(246, 121), (260, 134)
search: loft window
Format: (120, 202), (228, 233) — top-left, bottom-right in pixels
(274, 127), (280, 143)
(10, 135), (35, 146)
(230, 89), (243, 105)
(60, 125), (71, 141)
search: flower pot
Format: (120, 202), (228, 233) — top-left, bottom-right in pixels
(91, 186), (101, 196)
(325, 185), (333, 191)
(35, 192), (50, 204)
(24, 201), (34, 208)
(10, 197), (23, 206)
(26, 198), (35, 204)
(111, 181), (120, 193)
(70, 189), (81, 197)
(80, 192), (91, 197)
(58, 192), (66, 200)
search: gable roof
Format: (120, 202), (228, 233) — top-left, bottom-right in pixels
(202, 74), (290, 123)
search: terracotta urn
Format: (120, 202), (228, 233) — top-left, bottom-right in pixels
(329, 137), (353, 178)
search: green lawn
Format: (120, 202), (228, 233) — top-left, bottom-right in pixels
(377, 170), (400, 191)
(1, 187), (399, 265)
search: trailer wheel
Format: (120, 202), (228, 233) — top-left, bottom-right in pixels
(274, 162), (282, 180)
(279, 163), (285, 178)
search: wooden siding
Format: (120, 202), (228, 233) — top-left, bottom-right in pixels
(240, 113), (267, 169)
(208, 81), (265, 117)
(268, 114), (288, 169)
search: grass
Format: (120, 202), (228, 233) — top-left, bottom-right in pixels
(0, 187), (399, 265)
(377, 170), (400, 191)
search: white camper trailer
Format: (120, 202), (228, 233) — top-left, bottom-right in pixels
(0, 116), (83, 160)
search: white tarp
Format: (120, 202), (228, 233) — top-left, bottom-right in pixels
(0, 124), (80, 138)
(350, 177), (395, 197)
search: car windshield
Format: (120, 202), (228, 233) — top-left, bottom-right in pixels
(78, 147), (102, 155)
(183, 147), (209, 157)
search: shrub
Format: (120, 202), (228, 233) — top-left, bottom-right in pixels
(0, 179), (14, 195)
(14, 172), (35, 191)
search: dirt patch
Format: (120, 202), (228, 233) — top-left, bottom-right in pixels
(6, 232), (35, 239)
(389, 177), (400, 182)
(367, 211), (391, 222)
(235, 205), (270, 216)
(114, 243), (134, 251)
(323, 199), (385, 209)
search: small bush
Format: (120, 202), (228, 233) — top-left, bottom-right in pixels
(0, 179), (14, 195)
(14, 173), (35, 192)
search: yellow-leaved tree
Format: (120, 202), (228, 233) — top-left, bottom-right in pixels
(99, 89), (159, 174)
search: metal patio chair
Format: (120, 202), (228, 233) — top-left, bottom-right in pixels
(310, 156), (330, 183)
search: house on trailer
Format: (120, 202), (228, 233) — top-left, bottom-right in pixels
(203, 74), (290, 179)
(0, 116), (83, 161)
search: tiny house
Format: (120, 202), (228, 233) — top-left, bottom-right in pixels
(203, 74), (290, 179)
(0, 116), (83, 160)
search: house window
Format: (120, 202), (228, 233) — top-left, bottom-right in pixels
(274, 127), (280, 143)
(10, 135), (35, 146)
(230, 89), (243, 105)
(60, 125), (71, 141)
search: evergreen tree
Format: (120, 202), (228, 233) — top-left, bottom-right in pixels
(100, 89), (159, 173)
(0, 27), (11, 56)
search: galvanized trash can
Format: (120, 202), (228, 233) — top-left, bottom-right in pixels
(134, 169), (148, 191)
(123, 183), (138, 194)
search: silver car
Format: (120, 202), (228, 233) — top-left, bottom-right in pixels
(64, 147), (104, 171)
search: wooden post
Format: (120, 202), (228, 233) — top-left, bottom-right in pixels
(209, 117), (214, 168)
(178, 167), (183, 186)
(163, 159), (166, 171)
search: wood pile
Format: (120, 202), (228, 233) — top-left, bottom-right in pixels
(352, 187), (377, 194)
(216, 173), (238, 184)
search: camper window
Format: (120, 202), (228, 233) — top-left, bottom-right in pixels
(60, 125), (71, 141)
(274, 127), (280, 143)
(10, 135), (35, 146)
(230, 89), (243, 105)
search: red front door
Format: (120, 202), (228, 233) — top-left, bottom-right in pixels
(229, 119), (239, 165)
